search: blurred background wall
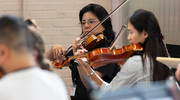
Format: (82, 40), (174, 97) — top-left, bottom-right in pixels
(112, 0), (180, 47)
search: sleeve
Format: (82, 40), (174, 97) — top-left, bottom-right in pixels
(100, 56), (143, 92)
(95, 63), (120, 83)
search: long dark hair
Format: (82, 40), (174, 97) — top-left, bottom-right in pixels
(79, 3), (115, 43)
(129, 9), (171, 81)
(25, 19), (51, 71)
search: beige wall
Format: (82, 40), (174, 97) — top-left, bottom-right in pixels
(0, 0), (112, 98)
(112, 0), (180, 46)
(129, 0), (180, 45)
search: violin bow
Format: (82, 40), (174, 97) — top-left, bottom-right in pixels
(65, 0), (129, 54)
(80, 0), (129, 39)
(109, 24), (127, 50)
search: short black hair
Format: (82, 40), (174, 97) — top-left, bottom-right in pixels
(0, 15), (33, 52)
(79, 3), (115, 43)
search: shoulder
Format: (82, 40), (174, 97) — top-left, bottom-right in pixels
(122, 55), (151, 70)
(0, 67), (64, 84)
(34, 67), (65, 82)
(126, 55), (142, 63)
(0, 67), (68, 100)
(0, 67), (66, 90)
(122, 55), (142, 69)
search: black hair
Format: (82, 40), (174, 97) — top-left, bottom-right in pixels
(79, 3), (115, 43)
(129, 9), (171, 81)
(25, 19), (51, 71)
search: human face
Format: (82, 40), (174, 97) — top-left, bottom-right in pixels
(81, 11), (105, 35)
(127, 22), (148, 44)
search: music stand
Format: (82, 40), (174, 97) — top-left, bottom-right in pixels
(166, 44), (180, 58)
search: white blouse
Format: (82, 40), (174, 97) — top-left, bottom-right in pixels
(100, 55), (153, 92)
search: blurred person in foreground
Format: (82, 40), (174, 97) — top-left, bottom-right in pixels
(0, 15), (68, 100)
(25, 19), (52, 71)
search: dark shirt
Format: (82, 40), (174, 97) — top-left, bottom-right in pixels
(69, 62), (119, 100)
(69, 39), (120, 100)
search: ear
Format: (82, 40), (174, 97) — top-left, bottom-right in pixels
(0, 44), (9, 66)
(143, 30), (149, 39)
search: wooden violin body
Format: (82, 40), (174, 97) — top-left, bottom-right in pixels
(83, 33), (104, 51)
(0, 68), (4, 78)
(53, 44), (143, 68)
(89, 44), (143, 67)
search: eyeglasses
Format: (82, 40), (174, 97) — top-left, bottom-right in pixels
(80, 19), (99, 26)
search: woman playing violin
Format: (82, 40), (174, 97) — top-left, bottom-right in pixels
(46, 4), (120, 100)
(75, 9), (171, 92)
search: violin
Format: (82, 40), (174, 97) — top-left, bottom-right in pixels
(0, 72), (3, 78)
(53, 0), (129, 68)
(82, 33), (105, 51)
(89, 44), (143, 67)
(53, 44), (143, 68)
(53, 32), (105, 67)
(0, 68), (4, 78)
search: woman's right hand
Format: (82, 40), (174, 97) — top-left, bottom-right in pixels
(75, 48), (88, 56)
(52, 44), (65, 60)
(72, 37), (81, 55)
(73, 37), (88, 55)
